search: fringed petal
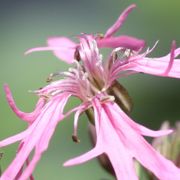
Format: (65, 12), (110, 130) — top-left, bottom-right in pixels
(47, 37), (77, 63)
(104, 4), (136, 38)
(25, 37), (77, 64)
(18, 152), (41, 180)
(36, 95), (70, 152)
(97, 35), (145, 51)
(93, 99), (138, 180)
(104, 102), (180, 180)
(112, 103), (173, 137)
(64, 148), (101, 167)
(128, 46), (180, 78)
(0, 128), (31, 147)
(4, 84), (45, 123)
(64, 98), (138, 180)
(0, 94), (69, 180)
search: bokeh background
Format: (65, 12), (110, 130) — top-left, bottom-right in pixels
(0, 0), (180, 179)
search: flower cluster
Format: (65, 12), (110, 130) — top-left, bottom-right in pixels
(0, 4), (180, 180)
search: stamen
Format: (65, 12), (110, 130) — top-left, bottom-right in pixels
(68, 68), (80, 78)
(95, 59), (103, 67)
(112, 47), (132, 62)
(92, 39), (100, 56)
(60, 71), (75, 78)
(90, 83), (101, 94)
(40, 94), (51, 100)
(73, 60), (82, 69)
(95, 33), (104, 39)
(146, 40), (159, 55)
(82, 72), (88, 81)
(124, 49), (132, 57)
(28, 90), (37, 94)
(46, 73), (54, 82)
(100, 95), (115, 103)
(72, 135), (80, 143)
(101, 87), (107, 92)
(72, 109), (83, 144)
(51, 90), (62, 96)
(46, 72), (62, 82)
(117, 48), (132, 59)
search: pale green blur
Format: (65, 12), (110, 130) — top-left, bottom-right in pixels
(0, 0), (180, 179)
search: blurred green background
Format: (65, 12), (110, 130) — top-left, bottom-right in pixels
(0, 0), (180, 179)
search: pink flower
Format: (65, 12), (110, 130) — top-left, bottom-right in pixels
(1, 4), (180, 180)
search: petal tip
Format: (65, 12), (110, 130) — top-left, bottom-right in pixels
(3, 83), (10, 92)
(63, 161), (72, 167)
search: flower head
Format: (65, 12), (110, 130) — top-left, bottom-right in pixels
(1, 4), (180, 180)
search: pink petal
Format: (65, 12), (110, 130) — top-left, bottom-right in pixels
(112, 103), (173, 137)
(47, 37), (77, 63)
(163, 40), (176, 75)
(0, 128), (31, 147)
(94, 100), (138, 180)
(64, 148), (101, 167)
(104, 103), (180, 180)
(130, 57), (180, 78)
(104, 4), (136, 38)
(25, 37), (77, 64)
(130, 45), (180, 78)
(111, 47), (180, 79)
(0, 100), (57, 180)
(25, 158), (34, 180)
(19, 95), (69, 180)
(97, 36), (145, 51)
(18, 153), (41, 180)
(4, 84), (45, 123)
(1, 95), (69, 179)
(36, 95), (70, 152)
(64, 99), (138, 180)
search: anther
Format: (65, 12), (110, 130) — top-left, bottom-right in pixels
(96, 33), (104, 39)
(41, 94), (51, 101)
(46, 72), (62, 82)
(46, 73), (55, 82)
(72, 135), (80, 143)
